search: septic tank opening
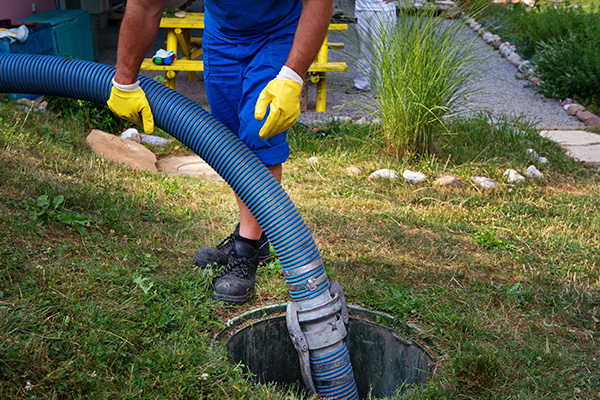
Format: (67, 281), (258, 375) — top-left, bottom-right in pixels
(216, 304), (434, 399)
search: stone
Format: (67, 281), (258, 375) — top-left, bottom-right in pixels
(433, 174), (464, 187)
(86, 129), (157, 173)
(345, 166), (362, 176)
(120, 128), (141, 143)
(369, 169), (399, 180)
(174, 11), (186, 18)
(525, 148), (548, 164)
(583, 115), (600, 128)
(471, 176), (496, 189)
(526, 148), (539, 159)
(507, 52), (522, 65)
(524, 165), (545, 179)
(517, 60), (531, 74)
(402, 170), (427, 184)
(156, 154), (221, 180)
(141, 134), (172, 146)
(491, 37), (502, 50)
(566, 104), (584, 116)
(504, 169), (526, 184)
(576, 110), (596, 123)
(500, 44), (514, 59)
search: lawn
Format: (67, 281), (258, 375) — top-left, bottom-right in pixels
(1, 94), (598, 399)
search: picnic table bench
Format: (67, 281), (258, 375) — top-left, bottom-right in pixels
(140, 12), (347, 112)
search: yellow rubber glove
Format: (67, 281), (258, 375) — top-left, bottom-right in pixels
(107, 79), (155, 134)
(255, 66), (303, 139)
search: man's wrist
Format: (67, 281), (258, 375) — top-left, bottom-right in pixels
(276, 65), (304, 85)
(112, 78), (141, 91)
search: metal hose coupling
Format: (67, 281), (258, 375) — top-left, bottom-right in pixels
(285, 260), (358, 399)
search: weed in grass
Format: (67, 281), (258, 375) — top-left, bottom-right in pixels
(452, 344), (503, 395)
(472, 227), (516, 251)
(17, 194), (90, 234)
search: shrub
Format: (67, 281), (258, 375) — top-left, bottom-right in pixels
(478, 2), (600, 106)
(535, 32), (600, 101)
(344, 8), (487, 158)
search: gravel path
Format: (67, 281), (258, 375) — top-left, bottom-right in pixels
(297, 18), (583, 128)
(97, 4), (583, 129)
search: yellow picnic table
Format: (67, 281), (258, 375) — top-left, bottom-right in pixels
(141, 12), (347, 112)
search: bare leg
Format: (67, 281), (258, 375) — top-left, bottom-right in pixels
(236, 163), (282, 240)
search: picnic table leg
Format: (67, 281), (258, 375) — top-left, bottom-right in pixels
(166, 29), (178, 89)
(315, 72), (327, 112)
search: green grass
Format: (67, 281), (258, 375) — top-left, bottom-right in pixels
(1, 99), (600, 399)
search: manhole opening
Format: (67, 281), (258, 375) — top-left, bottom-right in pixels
(217, 305), (434, 399)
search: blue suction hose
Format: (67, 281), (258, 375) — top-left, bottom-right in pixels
(0, 53), (359, 399)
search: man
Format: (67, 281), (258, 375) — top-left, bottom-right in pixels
(346, 0), (397, 94)
(107, 0), (333, 305)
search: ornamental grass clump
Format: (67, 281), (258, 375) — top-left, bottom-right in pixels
(344, 8), (487, 158)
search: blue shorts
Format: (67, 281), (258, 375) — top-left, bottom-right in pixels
(202, 31), (294, 166)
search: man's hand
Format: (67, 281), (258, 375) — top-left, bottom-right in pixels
(107, 79), (155, 134)
(255, 66), (303, 139)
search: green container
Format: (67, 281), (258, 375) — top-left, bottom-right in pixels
(19, 10), (94, 61)
(217, 305), (434, 399)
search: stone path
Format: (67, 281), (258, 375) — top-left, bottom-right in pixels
(540, 129), (600, 165)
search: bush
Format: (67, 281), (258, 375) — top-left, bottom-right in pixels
(344, 8), (486, 158)
(478, 2), (600, 106)
(535, 32), (600, 101)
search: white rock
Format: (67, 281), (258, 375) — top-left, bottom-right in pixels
(504, 169), (526, 184)
(308, 156), (319, 165)
(526, 148), (539, 159)
(433, 174), (464, 187)
(525, 165), (545, 179)
(472, 23), (482, 32)
(481, 31), (493, 42)
(471, 176), (496, 189)
(369, 169), (399, 180)
(402, 170), (427, 184)
(517, 60), (531, 73)
(140, 134), (172, 146)
(345, 166), (362, 176)
(120, 128), (141, 143)
(526, 149), (549, 165)
(500, 45), (513, 58)
(507, 52), (522, 65)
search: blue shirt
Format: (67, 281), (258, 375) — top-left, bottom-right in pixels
(204, 0), (302, 43)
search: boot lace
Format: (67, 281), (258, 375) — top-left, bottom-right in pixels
(215, 255), (252, 280)
(216, 234), (236, 250)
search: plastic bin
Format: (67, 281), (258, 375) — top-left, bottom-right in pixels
(6, 23), (55, 56)
(0, 24), (56, 100)
(18, 10), (94, 61)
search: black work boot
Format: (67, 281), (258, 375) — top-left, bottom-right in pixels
(213, 240), (259, 304)
(193, 224), (271, 268)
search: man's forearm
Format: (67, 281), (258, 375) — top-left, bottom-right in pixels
(114, 0), (165, 84)
(285, 0), (334, 77)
